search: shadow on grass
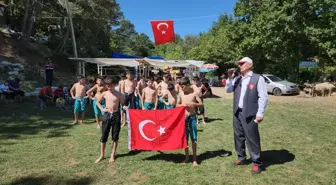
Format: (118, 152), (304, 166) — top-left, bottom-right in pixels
(205, 118), (223, 123)
(207, 95), (222, 99)
(143, 149), (232, 164)
(143, 153), (184, 163)
(0, 120), (73, 139)
(116, 150), (142, 158)
(0, 102), (77, 140)
(9, 175), (93, 185)
(198, 149), (232, 164)
(261, 149), (295, 170)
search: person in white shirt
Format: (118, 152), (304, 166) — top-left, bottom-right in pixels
(226, 57), (268, 174)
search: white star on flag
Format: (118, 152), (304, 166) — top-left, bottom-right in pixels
(157, 126), (166, 136)
(162, 30), (166, 35)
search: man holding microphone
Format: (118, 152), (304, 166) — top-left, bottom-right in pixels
(226, 57), (268, 174)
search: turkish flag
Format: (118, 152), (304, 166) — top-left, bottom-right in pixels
(150, 20), (175, 45)
(128, 107), (187, 151)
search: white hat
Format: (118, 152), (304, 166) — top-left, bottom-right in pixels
(237, 57), (253, 64)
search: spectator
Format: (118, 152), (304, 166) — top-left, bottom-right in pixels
(8, 78), (25, 102)
(0, 81), (10, 99)
(39, 84), (53, 109)
(86, 78), (95, 105)
(0, 81), (8, 92)
(53, 85), (65, 103)
(45, 59), (54, 86)
(202, 80), (213, 97)
(222, 75), (227, 87)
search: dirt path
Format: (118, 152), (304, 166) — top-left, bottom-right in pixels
(211, 87), (336, 108)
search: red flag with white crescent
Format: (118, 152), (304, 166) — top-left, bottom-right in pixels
(150, 20), (175, 45)
(128, 107), (187, 151)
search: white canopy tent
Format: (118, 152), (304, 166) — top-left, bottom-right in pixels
(69, 58), (139, 67)
(69, 58), (139, 77)
(137, 58), (204, 78)
(186, 60), (204, 68)
(143, 58), (191, 67)
(69, 57), (205, 78)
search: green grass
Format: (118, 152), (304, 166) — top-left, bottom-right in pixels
(0, 97), (335, 185)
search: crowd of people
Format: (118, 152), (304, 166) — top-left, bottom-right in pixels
(0, 78), (26, 102)
(62, 72), (213, 127)
(2, 56), (269, 173)
(60, 71), (212, 166)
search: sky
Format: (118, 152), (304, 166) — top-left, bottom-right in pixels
(117, 0), (237, 40)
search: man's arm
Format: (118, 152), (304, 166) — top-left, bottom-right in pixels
(156, 82), (161, 90)
(193, 94), (204, 107)
(118, 81), (121, 91)
(70, 84), (76, 99)
(96, 92), (106, 112)
(196, 88), (202, 98)
(226, 78), (236, 93)
(154, 90), (158, 110)
(176, 95), (183, 107)
(202, 85), (208, 96)
(120, 92), (125, 106)
(141, 89), (145, 109)
(86, 85), (97, 99)
(256, 76), (269, 118)
(162, 90), (169, 98)
(161, 91), (169, 105)
(136, 81), (141, 92)
(175, 84), (179, 92)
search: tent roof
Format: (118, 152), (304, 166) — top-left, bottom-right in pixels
(111, 53), (165, 60)
(141, 58), (191, 67)
(69, 57), (205, 68)
(69, 58), (139, 67)
(185, 60), (204, 68)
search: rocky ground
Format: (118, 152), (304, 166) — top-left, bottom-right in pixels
(0, 32), (75, 91)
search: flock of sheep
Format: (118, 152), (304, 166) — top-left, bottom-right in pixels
(303, 82), (336, 97)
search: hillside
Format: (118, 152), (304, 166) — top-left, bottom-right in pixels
(0, 32), (76, 91)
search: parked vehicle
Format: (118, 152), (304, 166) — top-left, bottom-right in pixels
(262, 74), (298, 96)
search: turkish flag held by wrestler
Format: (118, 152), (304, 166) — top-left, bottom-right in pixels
(150, 20), (175, 45)
(128, 107), (187, 151)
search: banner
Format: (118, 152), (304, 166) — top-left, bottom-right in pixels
(150, 20), (175, 45)
(128, 107), (187, 151)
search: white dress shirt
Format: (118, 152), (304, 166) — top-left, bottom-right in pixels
(226, 71), (268, 118)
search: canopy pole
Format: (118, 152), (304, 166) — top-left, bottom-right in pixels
(78, 61), (85, 77)
(97, 64), (103, 76)
(147, 66), (149, 78)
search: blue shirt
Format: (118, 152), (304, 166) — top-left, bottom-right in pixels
(8, 80), (19, 89)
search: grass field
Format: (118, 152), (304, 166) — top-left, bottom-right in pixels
(0, 95), (335, 185)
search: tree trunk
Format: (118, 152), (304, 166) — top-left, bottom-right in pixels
(25, 12), (35, 40)
(21, 0), (30, 34)
(56, 23), (71, 54)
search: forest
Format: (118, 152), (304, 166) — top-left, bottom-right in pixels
(1, 0), (336, 83)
